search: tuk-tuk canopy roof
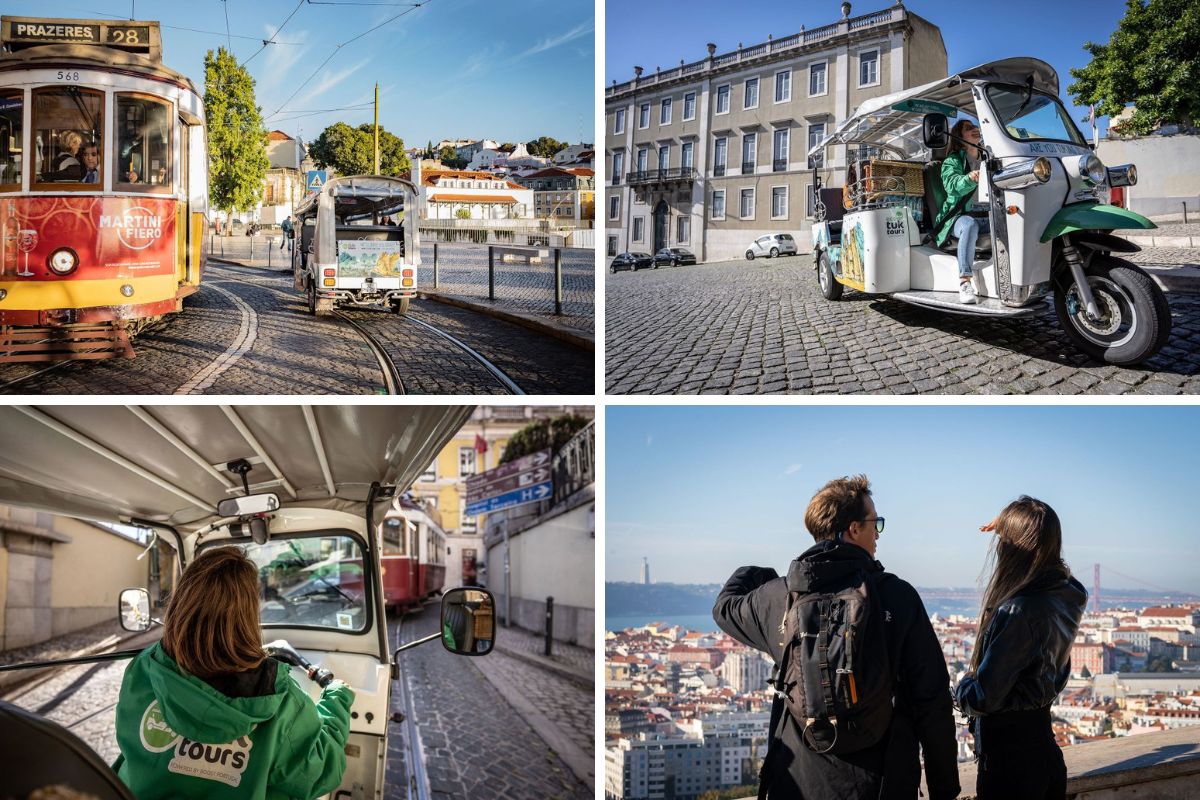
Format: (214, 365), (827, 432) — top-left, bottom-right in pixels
(0, 405), (472, 533)
(293, 174), (417, 222)
(807, 57), (1059, 160)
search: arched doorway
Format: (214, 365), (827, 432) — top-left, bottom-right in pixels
(653, 200), (669, 252)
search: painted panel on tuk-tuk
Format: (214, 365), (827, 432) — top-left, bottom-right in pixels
(337, 240), (403, 278)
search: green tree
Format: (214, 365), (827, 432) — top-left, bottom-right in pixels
(1068, 0), (1200, 135)
(425, 139), (434, 159)
(526, 136), (567, 158)
(455, 208), (471, 219)
(308, 122), (411, 177)
(500, 414), (590, 464)
(438, 145), (458, 164)
(204, 47), (270, 227)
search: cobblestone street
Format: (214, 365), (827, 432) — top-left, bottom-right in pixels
(0, 260), (593, 395)
(606, 251), (1200, 394)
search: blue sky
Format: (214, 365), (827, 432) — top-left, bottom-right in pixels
(10, 0), (594, 148)
(606, 405), (1200, 593)
(605, 0), (1131, 137)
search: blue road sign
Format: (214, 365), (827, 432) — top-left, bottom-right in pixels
(306, 170), (327, 192)
(465, 481), (552, 516)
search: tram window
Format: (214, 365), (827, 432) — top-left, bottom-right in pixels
(0, 92), (22, 190)
(115, 94), (172, 191)
(32, 87), (103, 187)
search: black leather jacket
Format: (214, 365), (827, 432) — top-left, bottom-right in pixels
(956, 569), (1087, 717)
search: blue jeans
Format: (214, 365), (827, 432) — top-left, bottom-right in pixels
(953, 214), (991, 278)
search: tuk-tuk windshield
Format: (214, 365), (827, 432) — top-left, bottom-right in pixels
(985, 84), (1087, 146)
(219, 535), (369, 633)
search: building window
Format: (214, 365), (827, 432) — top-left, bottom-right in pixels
(658, 144), (669, 171)
(681, 141), (694, 170)
(609, 195), (620, 220)
(611, 151), (624, 184)
(744, 77), (759, 110)
(614, 108), (626, 135)
(660, 98), (672, 125)
(461, 510), (477, 535)
(773, 129), (789, 172)
(772, 186), (788, 219)
(741, 132), (756, 173)
(775, 69), (791, 103)
(711, 189), (725, 220)
(740, 187), (755, 219)
(807, 122), (826, 168)
(715, 84), (730, 114)
(633, 216), (644, 242)
(637, 147), (649, 173)
(608, 235), (618, 256)
(713, 137), (727, 176)
(639, 102), (650, 129)
(677, 216), (690, 243)
(458, 447), (477, 477)
(809, 61), (827, 97)
(420, 460), (437, 481)
(859, 49), (879, 87)
(683, 92), (696, 121)
(806, 183), (817, 218)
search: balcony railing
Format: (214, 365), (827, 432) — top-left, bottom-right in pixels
(714, 164), (726, 177)
(553, 420), (595, 504)
(773, 158), (788, 172)
(625, 167), (697, 186)
(741, 161), (756, 174)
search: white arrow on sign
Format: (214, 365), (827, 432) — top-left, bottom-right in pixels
(518, 468), (550, 487)
(531, 483), (551, 499)
(530, 451), (550, 466)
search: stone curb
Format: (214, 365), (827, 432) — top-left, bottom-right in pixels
(1126, 235), (1200, 247)
(493, 641), (594, 690)
(418, 292), (595, 351)
(207, 256), (291, 273)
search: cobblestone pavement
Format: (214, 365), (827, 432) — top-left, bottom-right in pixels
(495, 622), (594, 680)
(388, 604), (592, 799)
(1124, 246), (1200, 269)
(606, 256), (1200, 395)
(0, 261), (592, 394)
(211, 236), (595, 332)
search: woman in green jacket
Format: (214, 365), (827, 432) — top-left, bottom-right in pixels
(936, 119), (990, 304)
(113, 547), (355, 799)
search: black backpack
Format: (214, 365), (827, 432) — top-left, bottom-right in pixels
(775, 569), (893, 755)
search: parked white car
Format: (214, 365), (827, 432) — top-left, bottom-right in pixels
(745, 233), (798, 260)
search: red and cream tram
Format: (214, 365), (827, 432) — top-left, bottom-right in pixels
(0, 17), (207, 361)
(380, 495), (447, 610)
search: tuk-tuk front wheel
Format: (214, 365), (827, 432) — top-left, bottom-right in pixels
(1054, 255), (1170, 366)
(818, 252), (843, 300)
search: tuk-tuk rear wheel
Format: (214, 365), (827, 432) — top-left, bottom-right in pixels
(818, 252), (843, 301)
(1054, 255), (1170, 366)
(306, 279), (317, 316)
(391, 297), (411, 315)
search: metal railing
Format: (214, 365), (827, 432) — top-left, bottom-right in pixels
(625, 167), (697, 185)
(741, 161), (756, 174)
(552, 420), (595, 505)
(773, 158), (788, 172)
(714, 164), (726, 177)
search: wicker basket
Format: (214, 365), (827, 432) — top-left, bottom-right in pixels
(863, 159), (925, 197)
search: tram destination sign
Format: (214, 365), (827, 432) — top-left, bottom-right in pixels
(464, 449), (552, 516)
(1, 18), (159, 57)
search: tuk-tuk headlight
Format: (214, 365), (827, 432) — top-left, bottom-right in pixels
(992, 157), (1052, 190)
(1079, 154), (1106, 186)
(1107, 164), (1138, 188)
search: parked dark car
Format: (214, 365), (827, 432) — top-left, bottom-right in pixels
(610, 252), (653, 272)
(653, 247), (697, 268)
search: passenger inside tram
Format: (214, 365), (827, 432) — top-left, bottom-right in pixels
(32, 87), (102, 185)
(50, 130), (84, 181)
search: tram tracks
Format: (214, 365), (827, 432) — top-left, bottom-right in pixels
(393, 609), (433, 800)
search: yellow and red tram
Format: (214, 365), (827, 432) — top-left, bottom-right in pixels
(380, 496), (448, 610)
(0, 17), (207, 360)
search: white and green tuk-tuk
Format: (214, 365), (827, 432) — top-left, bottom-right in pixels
(808, 57), (1168, 365)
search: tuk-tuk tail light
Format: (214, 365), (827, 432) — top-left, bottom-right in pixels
(323, 278), (336, 287)
(1107, 164), (1137, 188)
(402, 269), (414, 278)
(323, 268), (336, 277)
(402, 278), (414, 287)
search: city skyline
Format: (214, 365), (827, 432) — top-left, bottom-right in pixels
(607, 406), (1200, 593)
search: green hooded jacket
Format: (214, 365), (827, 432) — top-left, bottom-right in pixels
(112, 642), (354, 799)
(934, 149), (979, 246)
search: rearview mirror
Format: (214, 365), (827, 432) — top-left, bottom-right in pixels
(923, 112), (949, 150)
(119, 588), (151, 632)
(217, 493), (280, 517)
(441, 587), (496, 656)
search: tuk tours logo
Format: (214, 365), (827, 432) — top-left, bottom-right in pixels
(99, 205), (164, 250)
(139, 699), (254, 787)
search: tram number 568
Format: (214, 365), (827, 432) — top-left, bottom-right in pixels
(55, 71), (81, 81)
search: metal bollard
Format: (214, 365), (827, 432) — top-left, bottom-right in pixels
(433, 243), (440, 289)
(554, 248), (563, 316)
(544, 596), (554, 657)
(488, 244), (495, 301)
(250, 234), (255, 261)
(268, 244), (272, 269)
(1184, 201), (1189, 225)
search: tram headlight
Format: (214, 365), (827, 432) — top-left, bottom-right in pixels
(0, 289), (6, 301)
(47, 247), (80, 276)
(120, 284), (134, 297)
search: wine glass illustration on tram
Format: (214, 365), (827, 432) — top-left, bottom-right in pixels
(16, 229), (37, 276)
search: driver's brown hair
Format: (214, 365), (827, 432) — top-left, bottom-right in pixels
(947, 119), (978, 158)
(804, 474), (872, 542)
(162, 546), (265, 678)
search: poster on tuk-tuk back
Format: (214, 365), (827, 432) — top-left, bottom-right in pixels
(337, 240), (403, 278)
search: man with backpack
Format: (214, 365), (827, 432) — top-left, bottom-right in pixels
(713, 475), (960, 800)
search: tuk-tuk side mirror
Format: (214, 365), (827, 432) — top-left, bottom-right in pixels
(440, 587), (496, 656)
(217, 493), (280, 517)
(119, 588), (152, 632)
(923, 113), (949, 150)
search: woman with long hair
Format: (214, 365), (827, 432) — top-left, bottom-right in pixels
(934, 118), (989, 304)
(113, 547), (354, 798)
(955, 496), (1087, 800)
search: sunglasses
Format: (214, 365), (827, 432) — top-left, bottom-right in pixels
(860, 516), (885, 534)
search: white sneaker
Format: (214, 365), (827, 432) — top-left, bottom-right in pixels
(958, 281), (978, 304)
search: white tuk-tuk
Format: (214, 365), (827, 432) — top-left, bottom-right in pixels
(294, 175), (420, 316)
(808, 57), (1169, 365)
(0, 405), (485, 799)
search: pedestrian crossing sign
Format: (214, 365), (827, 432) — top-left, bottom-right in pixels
(306, 170), (327, 192)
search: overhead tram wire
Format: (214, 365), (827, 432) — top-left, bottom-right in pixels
(242, 0), (307, 67)
(72, 8), (303, 44)
(267, 0), (433, 120)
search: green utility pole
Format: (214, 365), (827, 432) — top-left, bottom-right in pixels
(373, 82), (380, 174)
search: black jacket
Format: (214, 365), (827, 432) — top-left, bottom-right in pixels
(713, 541), (960, 800)
(955, 569), (1087, 719)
